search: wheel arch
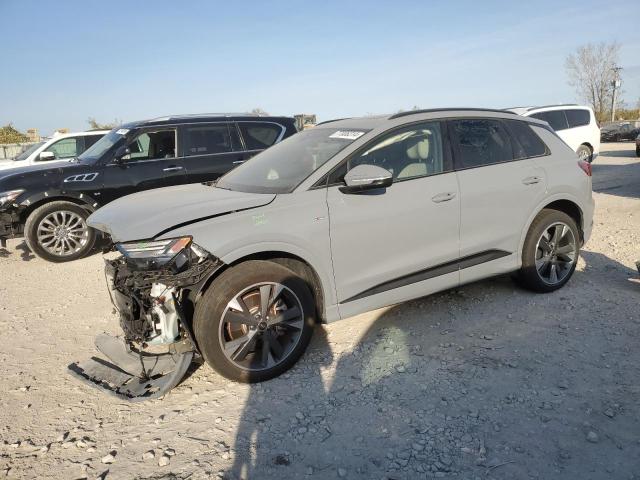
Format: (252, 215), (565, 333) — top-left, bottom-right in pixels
(19, 192), (100, 223)
(579, 142), (593, 153)
(519, 196), (585, 262)
(195, 250), (329, 323)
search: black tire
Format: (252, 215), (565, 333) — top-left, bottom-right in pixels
(24, 201), (96, 263)
(636, 146), (640, 158)
(193, 260), (316, 383)
(517, 209), (580, 293)
(576, 144), (592, 163)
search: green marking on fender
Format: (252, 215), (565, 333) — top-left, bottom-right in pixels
(252, 213), (267, 226)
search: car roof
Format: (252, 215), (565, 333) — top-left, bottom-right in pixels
(120, 113), (295, 129)
(315, 108), (536, 130)
(507, 104), (592, 116)
(44, 130), (110, 141)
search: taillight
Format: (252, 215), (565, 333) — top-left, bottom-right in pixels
(578, 160), (592, 177)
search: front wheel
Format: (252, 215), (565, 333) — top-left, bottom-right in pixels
(24, 201), (96, 263)
(517, 209), (580, 293)
(193, 260), (316, 383)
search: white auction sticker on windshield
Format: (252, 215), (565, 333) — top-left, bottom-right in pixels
(329, 130), (365, 141)
(116, 128), (129, 135)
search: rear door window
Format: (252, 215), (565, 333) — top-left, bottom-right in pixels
(238, 122), (283, 150)
(565, 109), (590, 128)
(183, 123), (232, 156)
(530, 111), (569, 131)
(449, 119), (516, 169)
(505, 120), (548, 158)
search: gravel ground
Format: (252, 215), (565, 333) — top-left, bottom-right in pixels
(1, 142), (639, 480)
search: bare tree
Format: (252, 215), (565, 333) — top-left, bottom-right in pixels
(565, 42), (621, 123)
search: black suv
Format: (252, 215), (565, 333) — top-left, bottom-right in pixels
(0, 114), (297, 262)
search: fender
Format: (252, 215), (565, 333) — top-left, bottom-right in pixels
(19, 190), (102, 213)
(517, 192), (584, 265)
(220, 241), (341, 322)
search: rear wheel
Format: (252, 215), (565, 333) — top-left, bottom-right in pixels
(636, 146), (640, 157)
(576, 144), (592, 163)
(517, 209), (580, 293)
(24, 201), (96, 263)
(193, 260), (316, 383)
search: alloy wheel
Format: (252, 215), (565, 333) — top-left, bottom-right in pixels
(36, 210), (90, 257)
(535, 222), (577, 285)
(218, 282), (305, 371)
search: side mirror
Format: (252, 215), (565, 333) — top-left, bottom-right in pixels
(340, 164), (393, 194)
(113, 145), (131, 163)
(38, 151), (56, 161)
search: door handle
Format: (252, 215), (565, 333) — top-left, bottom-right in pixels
(162, 166), (184, 172)
(522, 176), (541, 185)
(232, 160), (246, 165)
(431, 192), (456, 203)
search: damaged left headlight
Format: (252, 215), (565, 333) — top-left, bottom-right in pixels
(0, 189), (24, 208)
(116, 236), (194, 270)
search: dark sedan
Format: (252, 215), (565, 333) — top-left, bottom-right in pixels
(601, 123), (640, 142)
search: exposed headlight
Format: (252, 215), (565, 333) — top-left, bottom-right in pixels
(116, 236), (192, 269)
(0, 189), (25, 208)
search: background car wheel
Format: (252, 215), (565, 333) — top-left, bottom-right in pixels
(636, 146), (640, 157)
(193, 260), (316, 383)
(24, 201), (96, 263)
(576, 144), (592, 163)
(517, 209), (580, 293)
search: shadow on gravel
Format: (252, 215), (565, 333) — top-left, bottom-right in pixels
(223, 249), (639, 479)
(598, 144), (637, 157)
(15, 241), (35, 261)
(592, 161), (640, 199)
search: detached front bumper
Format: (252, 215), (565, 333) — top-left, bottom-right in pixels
(0, 210), (23, 247)
(68, 254), (222, 401)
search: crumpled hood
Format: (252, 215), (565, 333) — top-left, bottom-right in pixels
(87, 184), (275, 243)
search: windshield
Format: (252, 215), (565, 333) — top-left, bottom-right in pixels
(216, 128), (369, 193)
(78, 129), (127, 163)
(13, 142), (44, 161)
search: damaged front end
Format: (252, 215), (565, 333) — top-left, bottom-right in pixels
(69, 237), (223, 401)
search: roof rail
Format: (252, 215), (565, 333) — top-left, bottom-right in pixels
(315, 117), (352, 126)
(524, 104), (579, 112)
(149, 112), (263, 122)
(389, 108), (518, 120)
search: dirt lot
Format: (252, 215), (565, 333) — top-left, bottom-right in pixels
(1, 143), (639, 480)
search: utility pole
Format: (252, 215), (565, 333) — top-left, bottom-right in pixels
(610, 66), (622, 122)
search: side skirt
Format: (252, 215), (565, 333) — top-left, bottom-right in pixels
(340, 249), (510, 304)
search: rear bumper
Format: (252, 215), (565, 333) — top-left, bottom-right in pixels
(582, 194), (595, 245)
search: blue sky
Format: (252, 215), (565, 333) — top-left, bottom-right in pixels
(1, 0), (639, 135)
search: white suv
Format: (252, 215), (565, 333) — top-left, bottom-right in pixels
(508, 105), (600, 163)
(0, 130), (109, 170)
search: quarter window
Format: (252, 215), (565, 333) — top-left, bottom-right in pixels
(83, 134), (103, 151)
(238, 122), (283, 150)
(450, 119), (515, 169)
(530, 111), (568, 131)
(48, 138), (78, 159)
(348, 122), (444, 181)
(505, 120), (548, 158)
(565, 109), (590, 128)
(183, 124), (232, 156)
